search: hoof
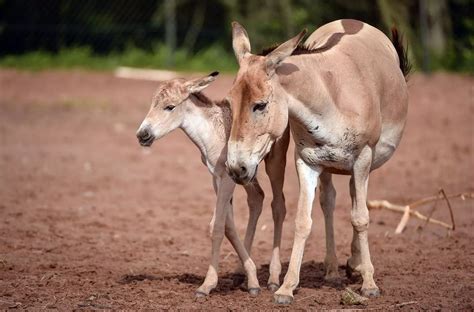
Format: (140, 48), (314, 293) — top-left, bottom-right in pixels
(195, 291), (208, 298)
(267, 283), (279, 292)
(248, 288), (260, 296)
(274, 294), (293, 305)
(361, 287), (380, 298)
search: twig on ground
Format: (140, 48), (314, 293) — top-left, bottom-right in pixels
(368, 200), (452, 229)
(440, 189), (456, 230)
(394, 300), (418, 308)
(368, 190), (473, 233)
(395, 205), (411, 234)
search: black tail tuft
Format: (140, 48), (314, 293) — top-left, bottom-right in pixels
(391, 27), (412, 80)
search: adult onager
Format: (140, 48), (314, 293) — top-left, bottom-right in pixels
(226, 19), (410, 304)
(135, 73), (290, 296)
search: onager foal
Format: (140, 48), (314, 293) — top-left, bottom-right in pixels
(226, 19), (410, 304)
(136, 73), (289, 296)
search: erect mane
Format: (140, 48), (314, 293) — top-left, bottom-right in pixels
(259, 43), (318, 57)
(191, 92), (229, 108)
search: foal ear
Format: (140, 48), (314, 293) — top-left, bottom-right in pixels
(232, 21), (251, 65)
(266, 29), (307, 72)
(185, 71), (219, 94)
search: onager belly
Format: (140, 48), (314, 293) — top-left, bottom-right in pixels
(292, 122), (362, 173)
(292, 119), (405, 175)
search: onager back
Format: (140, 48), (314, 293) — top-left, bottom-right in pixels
(226, 19), (409, 304)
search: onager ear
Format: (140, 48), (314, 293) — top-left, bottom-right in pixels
(185, 71), (219, 94)
(266, 29), (307, 73)
(232, 21), (251, 65)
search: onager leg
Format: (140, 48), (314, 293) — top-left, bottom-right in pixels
(196, 175), (260, 297)
(319, 172), (339, 280)
(242, 180), (264, 253)
(225, 201), (260, 294)
(264, 128), (289, 291)
(274, 156), (321, 304)
(347, 145), (380, 297)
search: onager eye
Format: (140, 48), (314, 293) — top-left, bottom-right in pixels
(253, 101), (268, 112)
(164, 105), (175, 111)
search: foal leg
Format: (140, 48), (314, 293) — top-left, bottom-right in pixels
(348, 145), (379, 297)
(196, 175), (260, 297)
(208, 177), (219, 238)
(274, 156), (321, 304)
(242, 180), (264, 253)
(225, 203), (261, 295)
(319, 172), (339, 280)
(264, 129), (289, 292)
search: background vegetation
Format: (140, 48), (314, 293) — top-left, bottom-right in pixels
(0, 0), (472, 72)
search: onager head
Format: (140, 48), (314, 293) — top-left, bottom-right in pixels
(136, 72), (219, 146)
(226, 22), (306, 184)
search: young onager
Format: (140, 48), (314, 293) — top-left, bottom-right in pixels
(226, 19), (410, 304)
(135, 73), (289, 296)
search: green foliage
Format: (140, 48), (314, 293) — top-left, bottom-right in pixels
(0, 45), (238, 72)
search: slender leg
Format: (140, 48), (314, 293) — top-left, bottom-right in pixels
(348, 146), (379, 297)
(242, 180), (264, 254)
(208, 177), (218, 238)
(319, 172), (339, 280)
(196, 175), (260, 296)
(274, 155), (321, 304)
(346, 176), (362, 278)
(264, 129), (289, 291)
(225, 202), (260, 294)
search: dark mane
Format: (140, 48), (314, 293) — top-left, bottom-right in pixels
(259, 43), (318, 57)
(191, 92), (229, 108)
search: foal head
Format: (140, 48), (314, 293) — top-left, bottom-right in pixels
(226, 22), (306, 184)
(136, 72), (219, 146)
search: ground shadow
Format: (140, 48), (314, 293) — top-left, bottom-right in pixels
(118, 261), (360, 295)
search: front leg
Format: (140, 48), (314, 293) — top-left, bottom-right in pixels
(196, 176), (235, 296)
(274, 155), (321, 304)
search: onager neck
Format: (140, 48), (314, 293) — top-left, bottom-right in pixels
(180, 93), (230, 169)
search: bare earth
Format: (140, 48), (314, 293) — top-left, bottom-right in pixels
(0, 69), (473, 310)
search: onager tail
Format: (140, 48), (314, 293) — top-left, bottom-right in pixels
(391, 27), (412, 80)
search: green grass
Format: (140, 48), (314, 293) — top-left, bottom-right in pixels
(0, 45), (239, 73)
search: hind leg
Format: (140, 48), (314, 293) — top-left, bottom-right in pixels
(347, 146), (379, 297)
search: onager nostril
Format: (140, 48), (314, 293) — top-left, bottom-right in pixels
(138, 130), (150, 141)
(240, 166), (247, 175)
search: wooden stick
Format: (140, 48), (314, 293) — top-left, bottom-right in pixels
(408, 192), (473, 209)
(368, 191), (472, 232)
(367, 200), (453, 229)
(440, 189), (456, 230)
(394, 205), (411, 234)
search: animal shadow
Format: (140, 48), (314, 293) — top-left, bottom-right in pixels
(117, 261), (358, 295)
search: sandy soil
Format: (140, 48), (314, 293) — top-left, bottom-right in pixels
(0, 69), (473, 310)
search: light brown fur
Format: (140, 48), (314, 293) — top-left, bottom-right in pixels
(136, 74), (290, 296)
(226, 19), (409, 304)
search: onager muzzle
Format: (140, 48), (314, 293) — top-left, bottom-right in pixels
(136, 125), (155, 147)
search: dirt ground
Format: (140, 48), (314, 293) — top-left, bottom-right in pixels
(0, 69), (473, 310)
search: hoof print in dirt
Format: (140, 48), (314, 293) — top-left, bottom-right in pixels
(340, 287), (369, 306)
